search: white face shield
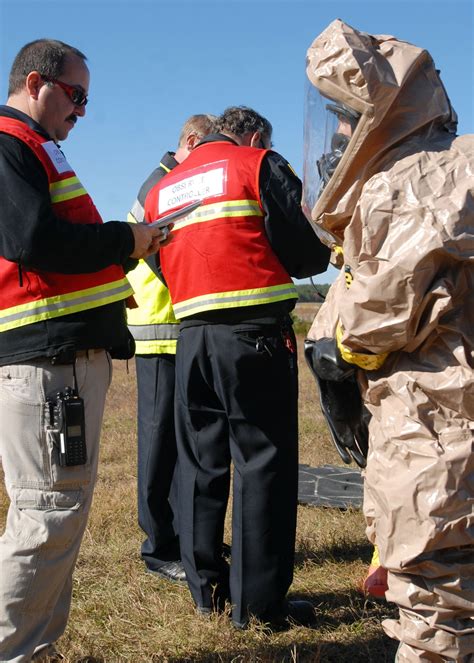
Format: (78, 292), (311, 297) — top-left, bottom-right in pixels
(302, 78), (360, 219)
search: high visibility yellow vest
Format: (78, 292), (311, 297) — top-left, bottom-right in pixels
(126, 257), (179, 355)
(126, 203), (179, 354)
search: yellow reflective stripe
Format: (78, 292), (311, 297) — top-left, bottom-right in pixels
(159, 161), (171, 173)
(0, 278), (133, 333)
(128, 323), (179, 342)
(172, 199), (262, 231)
(50, 176), (87, 203)
(173, 283), (297, 318)
(134, 339), (177, 355)
(49, 176), (80, 191)
(336, 323), (388, 370)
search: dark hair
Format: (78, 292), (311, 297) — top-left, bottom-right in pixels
(8, 39), (87, 96)
(215, 106), (272, 140)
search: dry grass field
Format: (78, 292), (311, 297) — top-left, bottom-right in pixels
(0, 316), (398, 661)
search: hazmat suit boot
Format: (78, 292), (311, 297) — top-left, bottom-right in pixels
(395, 641), (473, 663)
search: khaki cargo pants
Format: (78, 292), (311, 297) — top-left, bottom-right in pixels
(0, 351), (112, 662)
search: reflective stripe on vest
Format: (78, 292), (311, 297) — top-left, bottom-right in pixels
(134, 339), (177, 355)
(0, 277), (131, 333)
(172, 199), (262, 231)
(50, 176), (87, 203)
(173, 283), (298, 318)
(128, 323), (179, 342)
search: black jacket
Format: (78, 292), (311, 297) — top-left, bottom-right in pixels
(0, 106), (135, 364)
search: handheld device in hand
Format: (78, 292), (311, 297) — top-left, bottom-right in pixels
(148, 200), (202, 229)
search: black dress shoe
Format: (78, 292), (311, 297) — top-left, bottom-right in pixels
(195, 579), (231, 616)
(147, 561), (186, 584)
(32, 645), (64, 661)
(232, 600), (316, 630)
(282, 600), (317, 627)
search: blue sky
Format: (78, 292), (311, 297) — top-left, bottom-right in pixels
(1, 0), (472, 284)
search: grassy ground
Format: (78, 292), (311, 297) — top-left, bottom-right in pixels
(0, 311), (398, 661)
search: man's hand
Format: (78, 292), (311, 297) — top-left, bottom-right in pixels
(128, 223), (169, 259)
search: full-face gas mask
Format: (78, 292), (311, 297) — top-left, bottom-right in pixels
(317, 101), (360, 191)
(302, 79), (360, 220)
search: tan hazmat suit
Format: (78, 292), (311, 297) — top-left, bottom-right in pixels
(304, 20), (474, 663)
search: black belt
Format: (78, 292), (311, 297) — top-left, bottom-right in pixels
(50, 348), (102, 365)
(180, 314), (293, 330)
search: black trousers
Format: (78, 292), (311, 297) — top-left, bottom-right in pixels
(175, 320), (299, 626)
(136, 354), (180, 569)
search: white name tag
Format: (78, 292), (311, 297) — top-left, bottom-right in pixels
(159, 166), (225, 214)
(42, 141), (72, 174)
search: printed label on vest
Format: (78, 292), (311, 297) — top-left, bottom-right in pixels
(42, 141), (72, 174)
(158, 161), (228, 214)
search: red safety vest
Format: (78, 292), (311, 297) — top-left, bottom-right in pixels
(0, 117), (133, 333)
(144, 141), (297, 318)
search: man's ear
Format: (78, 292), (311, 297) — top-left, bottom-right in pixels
(186, 132), (200, 151)
(249, 131), (261, 148)
(239, 131), (255, 147)
(25, 71), (43, 100)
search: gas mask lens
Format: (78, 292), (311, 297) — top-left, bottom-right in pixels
(302, 78), (325, 219)
(302, 81), (360, 219)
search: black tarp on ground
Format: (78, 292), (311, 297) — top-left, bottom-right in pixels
(298, 464), (364, 509)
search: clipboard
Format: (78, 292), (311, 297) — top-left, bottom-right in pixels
(148, 200), (202, 228)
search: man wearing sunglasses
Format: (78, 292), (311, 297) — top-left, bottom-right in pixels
(0, 39), (162, 662)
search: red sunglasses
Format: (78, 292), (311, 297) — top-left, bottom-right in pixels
(42, 77), (88, 107)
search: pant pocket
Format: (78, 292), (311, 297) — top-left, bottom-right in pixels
(9, 486), (84, 549)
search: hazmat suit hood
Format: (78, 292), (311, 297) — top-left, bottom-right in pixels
(303, 19), (457, 244)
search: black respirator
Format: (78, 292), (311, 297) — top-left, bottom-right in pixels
(316, 102), (360, 195)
